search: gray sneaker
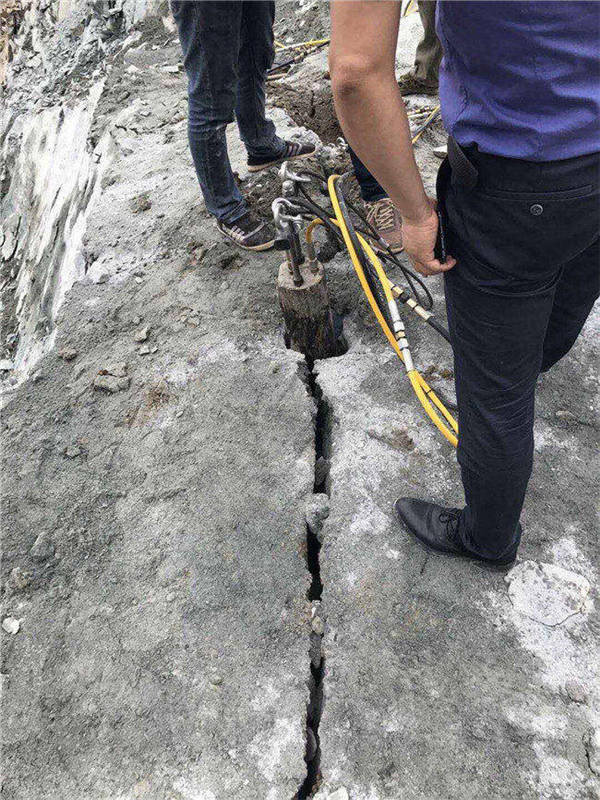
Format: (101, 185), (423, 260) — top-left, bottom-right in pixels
(247, 139), (316, 173)
(216, 211), (275, 251)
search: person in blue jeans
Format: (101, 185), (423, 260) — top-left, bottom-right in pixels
(171, 1), (315, 251)
(330, 1), (599, 566)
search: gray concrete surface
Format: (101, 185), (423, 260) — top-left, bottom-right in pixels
(2, 3), (599, 799)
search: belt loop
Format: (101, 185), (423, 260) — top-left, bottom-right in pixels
(448, 136), (479, 191)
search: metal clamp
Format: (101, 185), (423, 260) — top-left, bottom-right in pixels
(272, 198), (304, 229)
(279, 160), (312, 186)
(272, 198), (305, 286)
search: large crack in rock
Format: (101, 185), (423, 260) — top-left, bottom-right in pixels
(296, 358), (332, 798)
(2, 3), (599, 799)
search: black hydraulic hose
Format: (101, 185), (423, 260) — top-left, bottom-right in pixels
(331, 178), (452, 345)
(331, 177), (372, 275)
(428, 316), (452, 345)
(299, 175), (435, 312)
(344, 195), (434, 311)
(287, 196), (344, 242)
(331, 176), (397, 331)
(291, 173), (451, 343)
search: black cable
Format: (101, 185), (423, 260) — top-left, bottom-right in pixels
(290, 173), (449, 335)
(287, 196), (343, 241)
(332, 178), (453, 345)
(299, 183), (332, 218)
(428, 316), (452, 345)
(344, 195), (434, 311)
(335, 170), (432, 307)
(331, 176), (396, 331)
(299, 172), (434, 311)
(288, 189), (452, 345)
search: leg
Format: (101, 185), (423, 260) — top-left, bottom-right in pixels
(541, 237), (600, 372)
(396, 151), (600, 563)
(439, 151), (599, 560)
(413, 0), (442, 84)
(235, 1), (286, 160)
(171, 1), (247, 222)
(348, 146), (388, 203)
(348, 146), (403, 252)
(444, 258), (558, 559)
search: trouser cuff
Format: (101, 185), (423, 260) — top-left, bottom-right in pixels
(458, 510), (522, 562)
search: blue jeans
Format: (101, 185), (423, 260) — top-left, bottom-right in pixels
(439, 146), (600, 560)
(171, 1), (286, 222)
(348, 147), (387, 203)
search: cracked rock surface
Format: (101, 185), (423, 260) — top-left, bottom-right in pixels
(314, 304), (599, 798)
(2, 3), (327, 797)
(2, 3), (599, 799)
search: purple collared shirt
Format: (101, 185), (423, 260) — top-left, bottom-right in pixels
(437, 1), (600, 161)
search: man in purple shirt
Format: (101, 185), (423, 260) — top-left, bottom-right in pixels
(329, 2), (599, 566)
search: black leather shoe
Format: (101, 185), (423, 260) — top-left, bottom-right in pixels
(393, 498), (517, 567)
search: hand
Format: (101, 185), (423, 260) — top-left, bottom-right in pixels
(402, 199), (457, 277)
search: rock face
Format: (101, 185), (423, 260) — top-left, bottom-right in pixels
(2, 2), (600, 800)
(506, 561), (591, 626)
(268, 51), (340, 143)
(2, 4), (321, 797)
(314, 338), (599, 799)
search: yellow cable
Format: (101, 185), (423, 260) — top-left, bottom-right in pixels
(356, 227), (458, 443)
(411, 104), (441, 145)
(305, 218), (324, 243)
(324, 176), (458, 447)
(275, 37), (330, 52)
(306, 220), (458, 433)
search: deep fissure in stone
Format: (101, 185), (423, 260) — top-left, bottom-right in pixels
(306, 527), (323, 603)
(297, 356), (331, 799)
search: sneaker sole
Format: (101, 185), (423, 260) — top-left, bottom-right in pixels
(393, 500), (516, 570)
(247, 149), (315, 173)
(215, 222), (275, 251)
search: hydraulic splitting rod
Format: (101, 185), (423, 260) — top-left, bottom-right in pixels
(272, 162), (458, 447)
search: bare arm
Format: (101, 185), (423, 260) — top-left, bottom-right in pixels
(329, 0), (455, 276)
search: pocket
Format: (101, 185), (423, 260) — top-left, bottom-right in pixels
(479, 185), (593, 202)
(452, 186), (600, 280)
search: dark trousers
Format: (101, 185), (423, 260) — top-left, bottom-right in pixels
(439, 147), (600, 560)
(348, 147), (387, 203)
(171, 1), (285, 222)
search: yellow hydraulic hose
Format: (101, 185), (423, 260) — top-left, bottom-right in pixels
(274, 37), (330, 52)
(411, 105), (441, 145)
(348, 228), (459, 445)
(317, 177), (458, 447)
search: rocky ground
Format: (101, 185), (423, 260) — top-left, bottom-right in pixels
(1, 3), (599, 799)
